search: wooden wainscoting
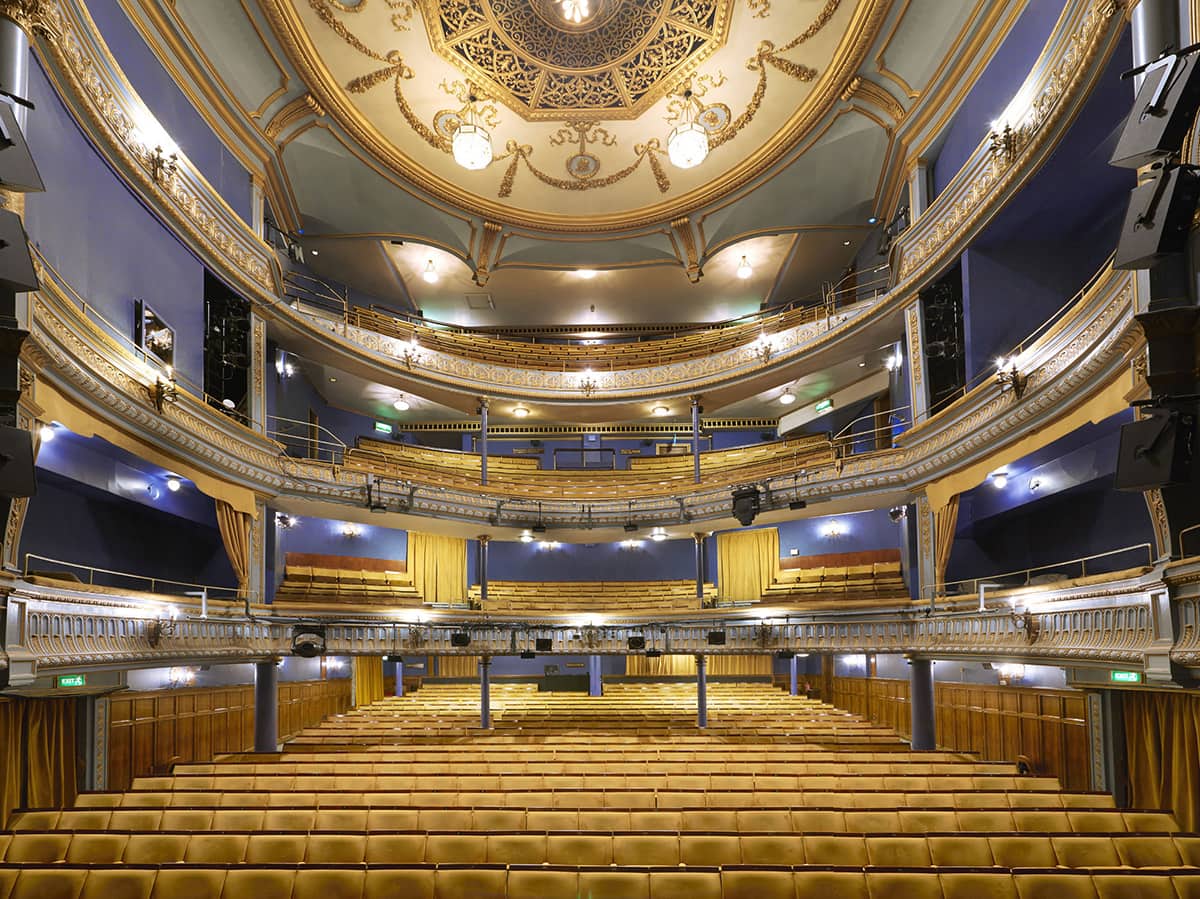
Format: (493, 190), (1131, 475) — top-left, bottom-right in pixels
(107, 678), (351, 791)
(831, 676), (1092, 791)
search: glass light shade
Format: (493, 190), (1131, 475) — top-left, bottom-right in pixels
(668, 121), (709, 169)
(453, 122), (493, 170)
(652, 405), (670, 417)
(737, 256), (753, 280)
(512, 405), (530, 418)
(779, 391), (796, 406)
(393, 398), (411, 411)
(422, 260), (439, 283)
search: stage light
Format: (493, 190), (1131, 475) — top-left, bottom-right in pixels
(291, 624), (326, 658)
(731, 485), (761, 527)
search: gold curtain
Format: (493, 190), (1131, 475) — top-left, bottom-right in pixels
(626, 654), (697, 676)
(215, 500), (252, 595)
(1124, 691), (1200, 831)
(716, 528), (780, 601)
(709, 655), (773, 676)
(439, 656), (481, 678)
(933, 494), (960, 591)
(408, 532), (467, 604)
(0, 698), (78, 828)
(352, 657), (385, 708)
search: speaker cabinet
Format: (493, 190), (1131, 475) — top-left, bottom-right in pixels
(1115, 410), (1194, 490)
(1112, 51), (1200, 169)
(1115, 165), (1200, 270)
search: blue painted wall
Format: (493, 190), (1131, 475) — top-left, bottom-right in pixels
(723, 509), (903, 562)
(84, 0), (251, 220)
(267, 353), (382, 455)
(277, 516), (408, 564)
(24, 59), (208, 386)
(932, 0), (1069, 195)
(20, 469), (236, 590)
(485, 538), (696, 582)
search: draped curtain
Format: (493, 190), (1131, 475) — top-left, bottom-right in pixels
(352, 657), (385, 708)
(716, 528), (780, 601)
(409, 532), (467, 604)
(626, 655), (696, 677)
(933, 495), (960, 593)
(0, 698), (78, 828)
(439, 656), (481, 678)
(1124, 691), (1200, 831)
(215, 500), (252, 596)
(708, 655), (773, 676)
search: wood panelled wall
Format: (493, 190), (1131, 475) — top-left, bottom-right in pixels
(108, 678), (350, 792)
(832, 676), (1091, 791)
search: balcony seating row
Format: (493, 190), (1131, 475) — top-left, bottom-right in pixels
(757, 561), (910, 605)
(273, 564), (422, 607)
(469, 580), (715, 615)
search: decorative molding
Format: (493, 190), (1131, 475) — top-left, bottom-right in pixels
(472, 221), (503, 287)
(670, 216), (703, 283)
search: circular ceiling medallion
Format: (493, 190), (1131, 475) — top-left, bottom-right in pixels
(420, 0), (733, 120)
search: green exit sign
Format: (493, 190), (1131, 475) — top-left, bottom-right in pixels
(374, 422), (393, 435)
(57, 674), (86, 688)
(1110, 670), (1142, 684)
(814, 398), (834, 414)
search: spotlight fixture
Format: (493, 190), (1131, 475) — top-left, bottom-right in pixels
(667, 85), (709, 169)
(731, 485), (761, 527)
(888, 506), (907, 522)
(623, 522), (639, 533)
(994, 357), (1027, 399)
(788, 499), (808, 511)
(165, 476), (181, 493)
(627, 635), (646, 651)
(707, 630), (726, 646)
(775, 650), (796, 660)
(535, 638), (553, 652)
(736, 256), (753, 280)
(393, 396), (411, 412)
(652, 405), (671, 417)
(276, 513), (297, 529)
(512, 405), (530, 418)
(38, 424), (55, 443)
(645, 648), (663, 659)
(291, 624), (327, 658)
(520, 650), (536, 660)
(991, 470), (1008, 490)
(778, 389), (796, 406)
(450, 632), (472, 647)
(452, 104), (493, 171)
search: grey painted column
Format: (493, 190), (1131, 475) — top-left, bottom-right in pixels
(588, 655), (602, 697)
(394, 658), (404, 697)
(479, 656), (492, 729)
(696, 654), (708, 729)
(909, 657), (935, 751)
(254, 660), (279, 753)
(691, 396), (702, 484)
(478, 398), (489, 486)
(693, 533), (705, 600)
(477, 535), (490, 607)
(0, 18), (29, 130)
(790, 654), (799, 696)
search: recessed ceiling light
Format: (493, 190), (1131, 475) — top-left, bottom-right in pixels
(393, 397), (411, 411)
(310, 249), (319, 256)
(652, 405), (671, 417)
(576, 269), (597, 279)
(843, 240), (852, 246)
(422, 259), (439, 284)
(868, 217), (878, 225)
(329, 377), (337, 383)
(737, 256), (753, 280)
(166, 476), (181, 493)
(512, 405), (530, 418)
(858, 361), (866, 367)
(779, 390), (796, 406)
(38, 424), (55, 443)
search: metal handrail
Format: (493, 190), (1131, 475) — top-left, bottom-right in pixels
(267, 414), (348, 465)
(933, 543), (1156, 598)
(23, 553), (248, 600)
(832, 405), (912, 442)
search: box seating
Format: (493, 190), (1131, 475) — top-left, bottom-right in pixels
(758, 561), (909, 604)
(274, 563), (422, 607)
(3, 682), (1191, 898)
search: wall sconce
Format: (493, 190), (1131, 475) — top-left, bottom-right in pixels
(146, 617), (177, 648)
(649, 528), (669, 542)
(168, 666), (197, 688)
(620, 539), (644, 550)
(277, 514), (297, 529)
(990, 470), (1008, 489)
(538, 540), (562, 550)
(148, 144), (179, 184)
(341, 523), (363, 538)
(994, 357), (1027, 400)
(996, 663), (1026, 684)
(753, 333), (774, 364)
(884, 352), (903, 372)
(820, 520), (845, 539)
(1012, 607), (1041, 644)
(399, 337), (422, 369)
(150, 365), (178, 414)
(577, 368), (600, 397)
(989, 123), (1017, 165)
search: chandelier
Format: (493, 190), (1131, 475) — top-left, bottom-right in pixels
(560, 0), (592, 23)
(452, 104), (493, 171)
(667, 88), (709, 169)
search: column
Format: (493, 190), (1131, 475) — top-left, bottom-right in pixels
(691, 396), (702, 484)
(789, 654), (799, 696)
(904, 303), (930, 425)
(1087, 692), (1128, 805)
(478, 397), (489, 486)
(0, 17), (30, 131)
(250, 174), (266, 241)
(909, 657), (935, 751)
(394, 658), (404, 697)
(693, 533), (705, 601)
(696, 654), (708, 729)
(248, 313), (266, 433)
(479, 655), (491, 729)
(254, 660), (279, 753)
(588, 655), (602, 697)
(477, 535), (490, 607)
(913, 494), (936, 603)
(907, 157), (930, 220)
(246, 499), (267, 606)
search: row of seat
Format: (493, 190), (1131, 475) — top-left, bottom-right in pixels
(3, 863), (1199, 899)
(8, 807), (1176, 837)
(467, 580), (717, 614)
(4, 829), (1197, 868)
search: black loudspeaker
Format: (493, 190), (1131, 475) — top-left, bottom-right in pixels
(645, 649), (662, 659)
(519, 650), (536, 660)
(1115, 410), (1195, 490)
(0, 209), (37, 292)
(731, 485), (761, 527)
(535, 638), (552, 652)
(0, 102), (44, 193)
(627, 635), (645, 651)
(0, 425), (35, 498)
(707, 630), (726, 646)
(450, 632), (471, 647)
(1114, 164), (1200, 270)
(1112, 50), (1200, 169)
